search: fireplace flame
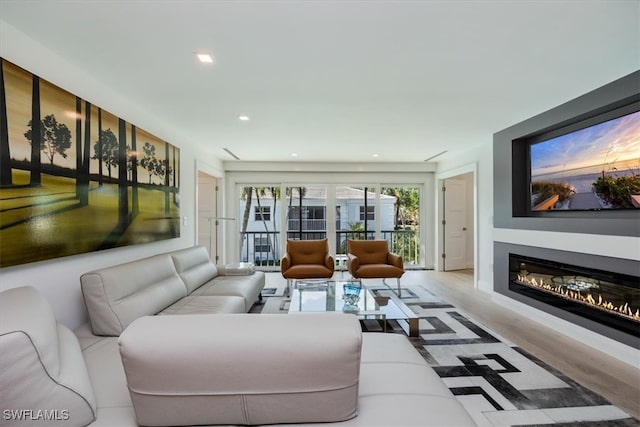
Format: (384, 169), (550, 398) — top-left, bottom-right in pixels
(516, 274), (640, 322)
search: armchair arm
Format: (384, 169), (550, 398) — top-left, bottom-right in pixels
(347, 253), (359, 276)
(281, 253), (291, 273)
(387, 253), (403, 269)
(324, 254), (335, 272)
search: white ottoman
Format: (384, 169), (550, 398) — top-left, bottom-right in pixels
(118, 313), (362, 426)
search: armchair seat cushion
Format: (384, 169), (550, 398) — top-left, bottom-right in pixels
(354, 264), (403, 278)
(282, 264), (334, 279)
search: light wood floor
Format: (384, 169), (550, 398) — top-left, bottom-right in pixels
(403, 269), (640, 420)
(265, 269), (640, 418)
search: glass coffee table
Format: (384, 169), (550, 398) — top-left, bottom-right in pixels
(288, 280), (419, 337)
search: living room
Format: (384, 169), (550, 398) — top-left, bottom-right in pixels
(1, 1), (638, 426)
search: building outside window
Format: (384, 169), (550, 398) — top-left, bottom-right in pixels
(254, 206), (271, 221)
(359, 205), (375, 221)
(254, 236), (271, 254)
(237, 184), (422, 268)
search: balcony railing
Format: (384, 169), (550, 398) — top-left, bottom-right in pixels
(240, 229), (420, 267)
(287, 219), (326, 231)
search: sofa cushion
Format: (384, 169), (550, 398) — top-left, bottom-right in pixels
(118, 313), (361, 426)
(169, 245), (218, 293)
(190, 274), (265, 312)
(0, 287), (96, 426)
(80, 254), (187, 336)
(158, 295), (246, 315)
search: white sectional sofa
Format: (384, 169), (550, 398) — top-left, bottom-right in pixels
(80, 246), (265, 336)
(0, 247), (477, 427)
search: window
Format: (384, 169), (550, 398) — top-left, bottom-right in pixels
(254, 237), (270, 253)
(236, 183), (425, 268)
(359, 205), (375, 221)
(254, 206), (270, 221)
(285, 186), (327, 240)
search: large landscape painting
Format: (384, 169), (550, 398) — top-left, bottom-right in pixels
(0, 58), (180, 268)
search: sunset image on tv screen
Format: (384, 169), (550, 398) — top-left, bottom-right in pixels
(530, 110), (640, 211)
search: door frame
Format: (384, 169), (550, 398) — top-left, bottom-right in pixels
(435, 163), (478, 287)
(196, 160), (226, 262)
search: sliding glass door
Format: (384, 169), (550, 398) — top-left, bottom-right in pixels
(335, 186), (377, 255)
(238, 186), (281, 267)
(380, 186), (421, 267)
(236, 183), (424, 269)
(285, 185), (327, 240)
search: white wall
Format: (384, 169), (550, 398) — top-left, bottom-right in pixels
(0, 21), (218, 329)
(436, 144), (493, 291)
(0, 21), (493, 330)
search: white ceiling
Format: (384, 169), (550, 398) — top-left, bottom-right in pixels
(1, 0), (638, 164)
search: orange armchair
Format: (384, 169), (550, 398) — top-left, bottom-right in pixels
(347, 239), (404, 295)
(281, 239), (334, 296)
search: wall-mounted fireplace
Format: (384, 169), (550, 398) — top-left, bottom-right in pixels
(509, 254), (639, 337)
(494, 243), (640, 348)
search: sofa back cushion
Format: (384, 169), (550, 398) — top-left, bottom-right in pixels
(0, 287), (96, 426)
(348, 239), (389, 264)
(170, 246), (218, 294)
(81, 254), (187, 336)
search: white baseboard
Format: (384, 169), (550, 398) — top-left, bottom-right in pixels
(490, 291), (639, 368)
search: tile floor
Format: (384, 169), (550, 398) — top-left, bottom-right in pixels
(260, 270), (640, 424)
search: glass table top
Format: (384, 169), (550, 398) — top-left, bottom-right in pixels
(288, 280), (408, 320)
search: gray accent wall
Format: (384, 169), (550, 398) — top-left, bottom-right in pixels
(492, 71), (640, 349)
(493, 71), (640, 237)
(494, 242), (639, 348)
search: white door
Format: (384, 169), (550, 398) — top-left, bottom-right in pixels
(443, 178), (467, 271)
(197, 172), (217, 260)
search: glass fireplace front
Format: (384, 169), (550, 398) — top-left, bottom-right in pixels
(509, 253), (639, 337)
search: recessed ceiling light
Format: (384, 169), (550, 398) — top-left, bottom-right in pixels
(238, 115), (250, 121)
(372, 154), (379, 158)
(291, 153), (298, 157)
(196, 53), (213, 63)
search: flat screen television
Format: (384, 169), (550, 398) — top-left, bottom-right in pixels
(528, 109), (640, 212)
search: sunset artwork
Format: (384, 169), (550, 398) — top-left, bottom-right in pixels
(530, 110), (640, 211)
(0, 58), (180, 268)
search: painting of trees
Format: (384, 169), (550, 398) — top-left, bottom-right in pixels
(24, 114), (72, 165)
(0, 59), (11, 186)
(29, 74), (41, 186)
(93, 128), (118, 178)
(0, 57), (181, 268)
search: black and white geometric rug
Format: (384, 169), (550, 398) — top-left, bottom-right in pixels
(257, 283), (638, 426)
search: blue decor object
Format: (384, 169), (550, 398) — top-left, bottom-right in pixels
(342, 283), (362, 308)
